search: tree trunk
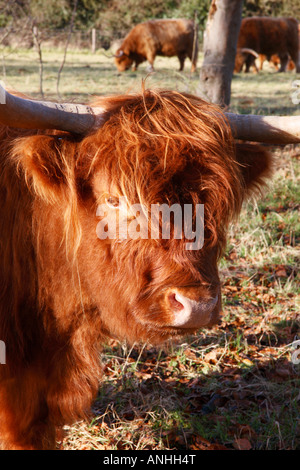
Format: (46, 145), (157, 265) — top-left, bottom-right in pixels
(199, 0), (243, 107)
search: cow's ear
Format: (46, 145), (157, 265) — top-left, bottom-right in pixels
(12, 134), (76, 202)
(121, 46), (130, 56)
(235, 142), (273, 194)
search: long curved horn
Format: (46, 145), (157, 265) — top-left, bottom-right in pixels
(1, 84), (300, 143)
(114, 50), (124, 58)
(0, 84), (105, 134)
(103, 51), (116, 58)
(238, 48), (259, 58)
(226, 113), (300, 144)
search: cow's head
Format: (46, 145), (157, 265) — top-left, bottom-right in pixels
(6, 85), (300, 341)
(234, 48), (259, 72)
(10, 90), (273, 344)
(114, 49), (134, 71)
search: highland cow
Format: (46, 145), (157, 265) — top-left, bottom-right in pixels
(235, 16), (300, 73)
(114, 19), (198, 72)
(1, 86), (299, 449)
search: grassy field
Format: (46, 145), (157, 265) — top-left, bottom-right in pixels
(2, 47), (300, 114)
(1, 47), (299, 450)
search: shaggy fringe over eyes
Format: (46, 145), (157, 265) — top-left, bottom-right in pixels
(80, 88), (244, 253)
(8, 88), (245, 258)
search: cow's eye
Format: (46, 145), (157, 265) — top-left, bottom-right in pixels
(106, 196), (120, 208)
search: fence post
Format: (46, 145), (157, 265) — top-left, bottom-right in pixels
(92, 28), (96, 53)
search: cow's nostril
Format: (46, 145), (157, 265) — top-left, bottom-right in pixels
(168, 292), (184, 311)
(166, 290), (219, 329)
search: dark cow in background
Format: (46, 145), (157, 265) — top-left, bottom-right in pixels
(114, 19), (198, 72)
(0, 85), (299, 449)
(235, 16), (300, 73)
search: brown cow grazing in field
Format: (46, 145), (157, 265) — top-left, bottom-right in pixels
(0, 85), (299, 449)
(114, 19), (198, 72)
(235, 16), (300, 73)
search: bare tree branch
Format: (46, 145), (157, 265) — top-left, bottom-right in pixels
(32, 25), (44, 98)
(56, 0), (78, 99)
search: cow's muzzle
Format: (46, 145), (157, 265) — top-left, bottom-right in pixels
(166, 289), (219, 329)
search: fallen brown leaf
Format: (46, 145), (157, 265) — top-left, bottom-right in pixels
(204, 349), (220, 364)
(233, 438), (252, 450)
(275, 265), (288, 277)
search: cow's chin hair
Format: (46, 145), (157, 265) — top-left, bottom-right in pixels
(101, 302), (221, 346)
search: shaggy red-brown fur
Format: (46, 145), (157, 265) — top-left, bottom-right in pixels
(0, 89), (271, 449)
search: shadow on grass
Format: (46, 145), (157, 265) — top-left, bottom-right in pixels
(82, 331), (300, 451)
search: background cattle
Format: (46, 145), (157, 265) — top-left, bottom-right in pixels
(0, 87), (275, 449)
(114, 19), (198, 72)
(258, 54), (296, 72)
(235, 16), (300, 73)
